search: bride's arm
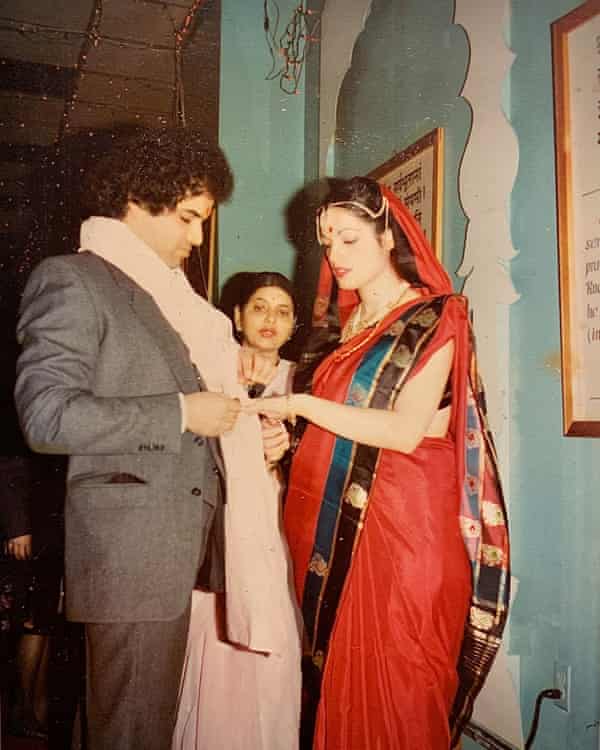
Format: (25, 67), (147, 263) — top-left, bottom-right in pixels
(247, 340), (454, 453)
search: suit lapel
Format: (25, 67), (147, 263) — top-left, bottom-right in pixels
(113, 264), (227, 475)
(129, 285), (200, 393)
(99, 257), (227, 474)
(100, 259), (197, 393)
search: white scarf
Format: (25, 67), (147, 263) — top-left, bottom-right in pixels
(80, 216), (288, 653)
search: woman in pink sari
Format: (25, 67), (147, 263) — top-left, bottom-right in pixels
(172, 271), (301, 750)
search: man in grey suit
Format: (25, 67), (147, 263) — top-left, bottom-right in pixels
(14, 127), (280, 749)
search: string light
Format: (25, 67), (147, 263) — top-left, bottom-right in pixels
(174, 0), (208, 125)
(3, 0), (210, 283)
(263, 1), (320, 95)
(0, 17), (186, 54)
(173, 0), (212, 296)
(57, 0), (103, 144)
(0, 0), (211, 296)
(0, 1), (207, 140)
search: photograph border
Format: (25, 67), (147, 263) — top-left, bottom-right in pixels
(551, 0), (600, 436)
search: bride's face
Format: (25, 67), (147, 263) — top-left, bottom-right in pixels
(318, 206), (394, 292)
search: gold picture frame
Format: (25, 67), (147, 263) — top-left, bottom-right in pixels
(551, 0), (600, 436)
(368, 128), (444, 259)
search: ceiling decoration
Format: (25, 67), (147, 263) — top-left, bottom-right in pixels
(0, 0), (220, 272)
(0, 0), (221, 453)
(262, 0), (320, 95)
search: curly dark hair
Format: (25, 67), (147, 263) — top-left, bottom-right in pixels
(318, 176), (422, 286)
(82, 125), (234, 219)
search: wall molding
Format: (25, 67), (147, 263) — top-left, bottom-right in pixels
(455, 1), (522, 745)
(318, 0), (373, 175)
(455, 0), (519, 459)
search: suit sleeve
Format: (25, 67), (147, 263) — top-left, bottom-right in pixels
(0, 456), (31, 540)
(15, 257), (183, 456)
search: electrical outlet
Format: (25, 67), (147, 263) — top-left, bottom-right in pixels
(554, 662), (571, 712)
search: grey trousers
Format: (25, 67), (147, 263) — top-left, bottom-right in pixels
(83, 603), (190, 750)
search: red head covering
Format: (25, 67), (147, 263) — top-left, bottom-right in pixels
(312, 182), (452, 327)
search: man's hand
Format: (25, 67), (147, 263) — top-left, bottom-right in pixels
(184, 392), (241, 436)
(238, 349), (277, 388)
(261, 418), (290, 466)
(4, 534), (32, 560)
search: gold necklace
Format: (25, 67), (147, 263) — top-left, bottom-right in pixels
(340, 283), (411, 343)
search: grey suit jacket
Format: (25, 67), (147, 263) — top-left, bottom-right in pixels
(15, 252), (224, 623)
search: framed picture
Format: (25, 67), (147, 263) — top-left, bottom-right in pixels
(368, 127), (444, 259)
(551, 0), (600, 436)
(183, 209), (218, 302)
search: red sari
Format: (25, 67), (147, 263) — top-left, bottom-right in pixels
(284, 188), (510, 749)
(285, 296), (470, 749)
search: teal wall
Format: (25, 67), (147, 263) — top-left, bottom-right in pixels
(510, 1), (600, 748)
(218, 0), (306, 286)
(217, 0), (600, 747)
(333, 0), (470, 289)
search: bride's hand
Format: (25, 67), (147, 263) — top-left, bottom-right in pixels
(243, 395), (297, 423)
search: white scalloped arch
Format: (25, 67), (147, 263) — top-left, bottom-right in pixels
(455, 1), (522, 745)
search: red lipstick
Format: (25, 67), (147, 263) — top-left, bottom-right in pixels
(333, 266), (351, 279)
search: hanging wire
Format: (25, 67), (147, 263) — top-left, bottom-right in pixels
(174, 0), (208, 126)
(174, 43), (185, 125)
(173, 0), (213, 298)
(263, 0), (281, 80)
(263, 1), (320, 95)
(14, 0), (106, 279)
(56, 0), (103, 144)
(1, 2), (207, 132)
(524, 688), (562, 749)
(0, 17), (187, 54)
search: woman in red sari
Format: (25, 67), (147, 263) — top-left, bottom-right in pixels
(249, 177), (510, 749)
